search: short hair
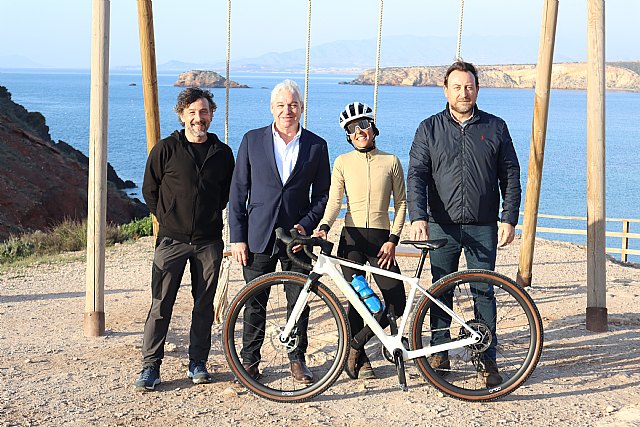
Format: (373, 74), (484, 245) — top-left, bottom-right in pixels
(444, 61), (479, 88)
(174, 87), (216, 125)
(270, 79), (303, 108)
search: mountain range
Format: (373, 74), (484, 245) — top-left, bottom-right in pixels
(0, 35), (591, 73)
(151, 35), (584, 73)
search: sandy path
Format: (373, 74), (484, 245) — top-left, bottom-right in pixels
(1, 223), (639, 427)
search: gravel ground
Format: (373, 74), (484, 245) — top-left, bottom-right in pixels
(1, 224), (639, 427)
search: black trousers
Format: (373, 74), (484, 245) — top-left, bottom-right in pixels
(240, 233), (311, 365)
(338, 227), (406, 350)
(141, 237), (223, 368)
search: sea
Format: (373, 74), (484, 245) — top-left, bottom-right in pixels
(1, 69), (638, 261)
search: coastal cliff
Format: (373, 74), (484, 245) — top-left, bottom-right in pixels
(0, 86), (149, 241)
(342, 62), (640, 91)
(174, 70), (249, 88)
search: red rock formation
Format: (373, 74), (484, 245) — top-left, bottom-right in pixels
(0, 86), (149, 241)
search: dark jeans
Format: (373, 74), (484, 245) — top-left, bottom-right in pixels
(428, 222), (498, 361)
(240, 235), (311, 365)
(142, 237), (223, 368)
(338, 227), (406, 350)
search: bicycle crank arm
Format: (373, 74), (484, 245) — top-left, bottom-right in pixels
(393, 348), (408, 392)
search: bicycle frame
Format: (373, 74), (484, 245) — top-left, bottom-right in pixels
(279, 252), (483, 361)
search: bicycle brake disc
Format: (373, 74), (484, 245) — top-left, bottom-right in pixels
(267, 325), (300, 354)
(458, 319), (492, 353)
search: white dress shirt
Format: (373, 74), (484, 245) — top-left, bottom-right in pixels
(272, 123), (301, 184)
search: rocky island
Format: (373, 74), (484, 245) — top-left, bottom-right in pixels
(174, 70), (249, 88)
(342, 61), (640, 91)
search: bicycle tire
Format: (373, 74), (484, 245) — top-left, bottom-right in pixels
(223, 272), (350, 403)
(410, 269), (543, 401)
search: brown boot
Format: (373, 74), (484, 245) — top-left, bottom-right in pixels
(479, 359), (503, 387)
(289, 360), (314, 384)
(428, 354), (450, 376)
(358, 351), (376, 380)
(242, 362), (262, 381)
(345, 347), (362, 379)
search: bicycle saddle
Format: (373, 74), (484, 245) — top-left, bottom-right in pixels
(399, 238), (447, 250)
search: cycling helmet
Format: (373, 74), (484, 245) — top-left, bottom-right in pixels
(339, 102), (379, 151)
(339, 102), (374, 129)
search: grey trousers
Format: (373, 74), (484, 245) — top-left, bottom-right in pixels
(141, 237), (223, 368)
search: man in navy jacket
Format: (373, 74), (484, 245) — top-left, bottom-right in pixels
(407, 61), (521, 388)
(229, 79), (330, 384)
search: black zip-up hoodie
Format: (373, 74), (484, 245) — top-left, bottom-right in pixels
(142, 130), (235, 244)
(407, 104), (521, 226)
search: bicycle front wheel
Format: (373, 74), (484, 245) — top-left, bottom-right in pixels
(411, 270), (543, 401)
(223, 272), (349, 403)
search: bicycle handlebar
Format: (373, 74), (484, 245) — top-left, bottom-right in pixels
(275, 227), (334, 271)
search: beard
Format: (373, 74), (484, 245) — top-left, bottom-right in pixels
(450, 101), (474, 115)
(186, 121), (209, 138)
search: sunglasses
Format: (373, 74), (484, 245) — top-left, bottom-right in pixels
(346, 119), (373, 135)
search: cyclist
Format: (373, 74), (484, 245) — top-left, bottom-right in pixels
(314, 102), (407, 380)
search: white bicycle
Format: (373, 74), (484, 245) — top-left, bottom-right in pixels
(223, 228), (543, 403)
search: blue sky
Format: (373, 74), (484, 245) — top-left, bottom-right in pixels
(0, 0), (636, 68)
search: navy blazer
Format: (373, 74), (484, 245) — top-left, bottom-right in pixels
(229, 125), (331, 254)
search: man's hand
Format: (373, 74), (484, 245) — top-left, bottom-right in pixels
(498, 223), (516, 247)
(232, 242), (249, 266)
(410, 220), (430, 241)
(377, 242), (397, 270)
(313, 229), (328, 240)
(291, 224), (307, 253)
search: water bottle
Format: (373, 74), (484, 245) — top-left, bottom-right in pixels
(351, 275), (383, 314)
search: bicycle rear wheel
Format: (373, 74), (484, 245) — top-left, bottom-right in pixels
(223, 272), (349, 403)
(411, 270), (543, 401)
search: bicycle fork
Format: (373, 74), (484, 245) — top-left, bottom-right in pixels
(277, 272), (321, 348)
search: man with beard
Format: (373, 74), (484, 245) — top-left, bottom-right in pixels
(135, 88), (235, 391)
(406, 61), (521, 388)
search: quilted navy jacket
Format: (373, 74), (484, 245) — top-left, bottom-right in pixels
(407, 105), (521, 226)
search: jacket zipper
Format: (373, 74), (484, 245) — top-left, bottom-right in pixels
(188, 143), (217, 244)
(460, 126), (466, 224)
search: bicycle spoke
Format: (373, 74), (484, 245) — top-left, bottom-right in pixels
(223, 272), (349, 403)
(411, 270), (543, 401)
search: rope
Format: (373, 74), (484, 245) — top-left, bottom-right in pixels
(303, 0), (312, 128)
(373, 0), (383, 121)
(456, 0), (465, 61)
(224, 0), (231, 145)
(371, 0), (385, 286)
(214, 0), (232, 324)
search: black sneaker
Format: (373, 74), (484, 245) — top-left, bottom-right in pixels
(134, 366), (160, 391)
(187, 360), (213, 384)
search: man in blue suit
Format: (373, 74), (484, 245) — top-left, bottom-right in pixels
(229, 79), (330, 384)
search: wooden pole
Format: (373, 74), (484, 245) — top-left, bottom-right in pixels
(516, 0), (559, 287)
(137, 0), (161, 237)
(84, 0), (110, 337)
(585, 0), (607, 332)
